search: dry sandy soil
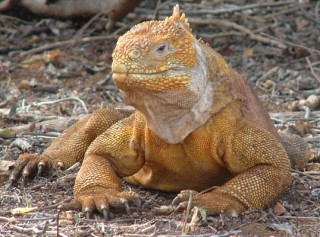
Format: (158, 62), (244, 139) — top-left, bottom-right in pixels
(0, 1), (320, 236)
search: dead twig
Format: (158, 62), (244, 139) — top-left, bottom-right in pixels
(199, 31), (244, 40)
(281, 216), (320, 220)
(10, 217), (55, 222)
(9, 221), (49, 235)
(306, 57), (320, 83)
(1, 117), (79, 135)
(0, 216), (16, 223)
(262, 5), (301, 20)
(191, 18), (286, 49)
(292, 169), (320, 179)
(18, 97), (89, 115)
(0, 27), (18, 33)
(19, 35), (118, 57)
(57, 173), (77, 184)
(152, 0), (162, 20)
(296, 2), (320, 24)
(316, 1), (320, 21)
(56, 208), (60, 237)
(261, 33), (320, 55)
(73, 12), (105, 40)
(176, 1), (297, 15)
(256, 66), (279, 92)
(0, 13), (29, 23)
(182, 191), (194, 234)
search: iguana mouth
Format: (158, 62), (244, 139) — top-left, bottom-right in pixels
(112, 62), (170, 75)
(112, 62), (188, 76)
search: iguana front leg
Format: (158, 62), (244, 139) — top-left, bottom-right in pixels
(8, 108), (130, 186)
(65, 115), (145, 218)
(176, 124), (292, 216)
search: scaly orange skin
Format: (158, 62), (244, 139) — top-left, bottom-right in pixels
(9, 5), (293, 217)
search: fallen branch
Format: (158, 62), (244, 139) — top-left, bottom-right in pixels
(190, 18), (286, 49)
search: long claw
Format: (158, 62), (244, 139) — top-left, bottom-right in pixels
(174, 202), (188, 213)
(172, 190), (198, 205)
(124, 202), (130, 214)
(102, 208), (109, 221)
(172, 195), (181, 205)
(57, 161), (64, 170)
(135, 198), (142, 208)
(37, 164), (44, 176)
(85, 210), (91, 219)
(21, 175), (27, 186)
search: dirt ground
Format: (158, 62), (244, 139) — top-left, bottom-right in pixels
(0, 1), (320, 236)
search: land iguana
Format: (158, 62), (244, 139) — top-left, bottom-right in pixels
(7, 5), (310, 218)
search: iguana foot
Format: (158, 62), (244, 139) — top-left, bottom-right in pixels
(7, 154), (60, 188)
(61, 187), (141, 220)
(173, 189), (247, 217)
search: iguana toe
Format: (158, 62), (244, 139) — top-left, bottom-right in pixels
(8, 154), (42, 187)
(73, 188), (140, 219)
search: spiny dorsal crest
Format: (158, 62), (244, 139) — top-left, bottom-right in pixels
(165, 4), (191, 32)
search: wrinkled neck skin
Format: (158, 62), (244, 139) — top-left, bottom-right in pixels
(121, 41), (236, 144)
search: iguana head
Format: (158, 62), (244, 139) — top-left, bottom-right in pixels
(111, 5), (232, 143)
(112, 5), (198, 92)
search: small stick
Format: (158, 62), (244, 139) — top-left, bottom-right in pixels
(316, 1), (320, 21)
(280, 216), (320, 220)
(292, 169), (320, 179)
(262, 5), (300, 19)
(306, 57), (320, 83)
(19, 35), (118, 57)
(57, 208), (60, 237)
(190, 18), (286, 49)
(166, 1), (297, 15)
(182, 191), (193, 234)
(296, 2), (320, 24)
(261, 33), (320, 55)
(0, 216), (16, 223)
(73, 12), (105, 40)
(18, 97), (89, 114)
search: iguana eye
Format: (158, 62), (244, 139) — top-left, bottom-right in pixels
(153, 43), (170, 57)
(157, 44), (166, 52)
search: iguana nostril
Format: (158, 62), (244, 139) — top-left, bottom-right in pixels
(112, 63), (128, 73)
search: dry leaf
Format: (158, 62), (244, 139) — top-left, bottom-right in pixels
(0, 160), (15, 186)
(0, 128), (16, 138)
(21, 50), (65, 69)
(244, 48), (254, 58)
(59, 211), (76, 226)
(273, 202), (286, 216)
(282, 46), (311, 59)
(11, 207), (38, 215)
(288, 121), (314, 136)
(264, 80), (275, 89)
(307, 163), (320, 171)
(295, 18), (309, 31)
